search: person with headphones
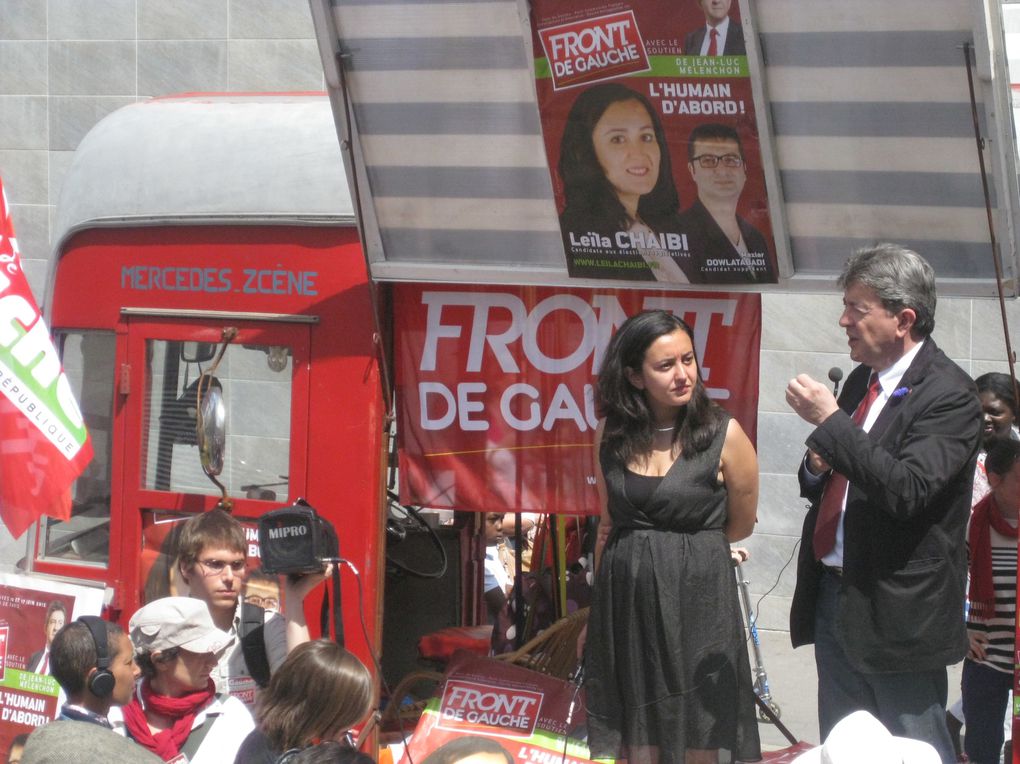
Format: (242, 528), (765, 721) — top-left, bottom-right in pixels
(18, 617), (163, 764)
(50, 616), (140, 726)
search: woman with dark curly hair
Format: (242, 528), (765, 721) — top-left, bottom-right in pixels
(584, 310), (760, 763)
(558, 83), (691, 282)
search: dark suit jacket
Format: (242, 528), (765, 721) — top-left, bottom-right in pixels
(683, 20), (746, 56)
(789, 340), (981, 673)
(676, 200), (775, 284)
(28, 648), (46, 673)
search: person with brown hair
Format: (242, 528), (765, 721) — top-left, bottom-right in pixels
(234, 640), (375, 764)
(174, 509), (327, 706)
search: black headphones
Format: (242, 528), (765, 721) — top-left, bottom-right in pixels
(78, 616), (115, 698)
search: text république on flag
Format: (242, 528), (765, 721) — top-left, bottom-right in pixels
(0, 177), (92, 537)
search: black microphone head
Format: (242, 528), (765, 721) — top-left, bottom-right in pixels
(827, 367), (843, 384)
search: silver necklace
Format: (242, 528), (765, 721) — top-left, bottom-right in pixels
(654, 426), (673, 432)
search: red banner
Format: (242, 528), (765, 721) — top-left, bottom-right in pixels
(0, 178), (92, 537)
(399, 653), (594, 764)
(532, 0), (778, 285)
(395, 284), (761, 514)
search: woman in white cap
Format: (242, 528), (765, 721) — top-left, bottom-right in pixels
(109, 596), (254, 762)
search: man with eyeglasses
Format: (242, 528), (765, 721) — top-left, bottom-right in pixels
(175, 509), (326, 708)
(677, 122), (775, 283)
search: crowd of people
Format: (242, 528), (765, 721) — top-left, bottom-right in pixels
(11, 509), (375, 764)
(7, 243), (1017, 764)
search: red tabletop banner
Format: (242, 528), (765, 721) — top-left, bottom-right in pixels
(395, 284), (761, 514)
(531, 0), (778, 285)
(399, 652), (594, 764)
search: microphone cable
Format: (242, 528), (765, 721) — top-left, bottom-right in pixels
(561, 659), (585, 764)
(338, 558), (418, 764)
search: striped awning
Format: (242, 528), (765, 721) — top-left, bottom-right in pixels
(309, 0), (1020, 295)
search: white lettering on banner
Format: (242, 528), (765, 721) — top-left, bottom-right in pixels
(420, 291), (738, 378)
(0, 266), (87, 435)
(420, 292), (526, 373)
(641, 296), (737, 386)
(0, 359), (79, 455)
(418, 382), (491, 431)
(417, 293), (740, 434)
(421, 382), (597, 433)
(457, 382), (487, 431)
(420, 382), (455, 430)
(548, 20), (630, 59)
(446, 684), (540, 715)
(523, 295), (597, 374)
(502, 383), (540, 431)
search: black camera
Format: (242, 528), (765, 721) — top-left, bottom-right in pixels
(258, 498), (339, 575)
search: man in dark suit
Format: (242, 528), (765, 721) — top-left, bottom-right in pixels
(28, 600), (66, 675)
(683, 0), (746, 56)
(677, 122), (775, 283)
(785, 244), (982, 761)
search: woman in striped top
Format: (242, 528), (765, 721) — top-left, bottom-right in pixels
(962, 438), (1020, 763)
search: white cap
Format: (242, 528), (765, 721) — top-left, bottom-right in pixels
(793, 711), (941, 764)
(129, 597), (233, 655)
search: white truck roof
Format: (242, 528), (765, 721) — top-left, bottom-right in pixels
(52, 93), (356, 256)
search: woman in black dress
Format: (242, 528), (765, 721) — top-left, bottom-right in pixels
(585, 310), (761, 763)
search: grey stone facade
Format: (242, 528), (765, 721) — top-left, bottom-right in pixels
(0, 0), (1017, 632)
(0, 0), (324, 297)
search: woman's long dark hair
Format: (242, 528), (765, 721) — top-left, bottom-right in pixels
(558, 83), (680, 234)
(596, 310), (725, 466)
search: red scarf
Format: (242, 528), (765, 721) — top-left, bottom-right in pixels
(121, 677), (215, 761)
(968, 493), (1019, 620)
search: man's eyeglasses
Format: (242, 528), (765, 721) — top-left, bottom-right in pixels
(197, 558), (247, 576)
(691, 153), (743, 169)
(244, 595), (279, 609)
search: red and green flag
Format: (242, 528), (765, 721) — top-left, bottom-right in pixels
(0, 177), (92, 537)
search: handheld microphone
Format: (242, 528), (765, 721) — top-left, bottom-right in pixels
(570, 659), (585, 687)
(827, 367), (843, 397)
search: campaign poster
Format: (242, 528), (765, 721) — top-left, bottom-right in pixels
(0, 573), (104, 755)
(395, 284), (761, 515)
(400, 652), (594, 764)
(532, 0), (779, 285)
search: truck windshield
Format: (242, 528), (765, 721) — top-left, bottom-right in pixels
(39, 331), (115, 566)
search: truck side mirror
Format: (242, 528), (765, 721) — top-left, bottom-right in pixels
(196, 376), (225, 477)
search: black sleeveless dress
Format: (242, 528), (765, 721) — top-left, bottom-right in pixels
(585, 417), (761, 762)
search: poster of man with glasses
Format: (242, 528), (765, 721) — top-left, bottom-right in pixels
(533, 0), (778, 284)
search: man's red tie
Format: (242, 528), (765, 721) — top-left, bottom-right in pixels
(708, 28), (719, 56)
(812, 373), (881, 560)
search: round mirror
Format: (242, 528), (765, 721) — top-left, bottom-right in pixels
(197, 376), (226, 477)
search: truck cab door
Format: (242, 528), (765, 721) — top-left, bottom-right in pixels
(114, 317), (310, 616)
